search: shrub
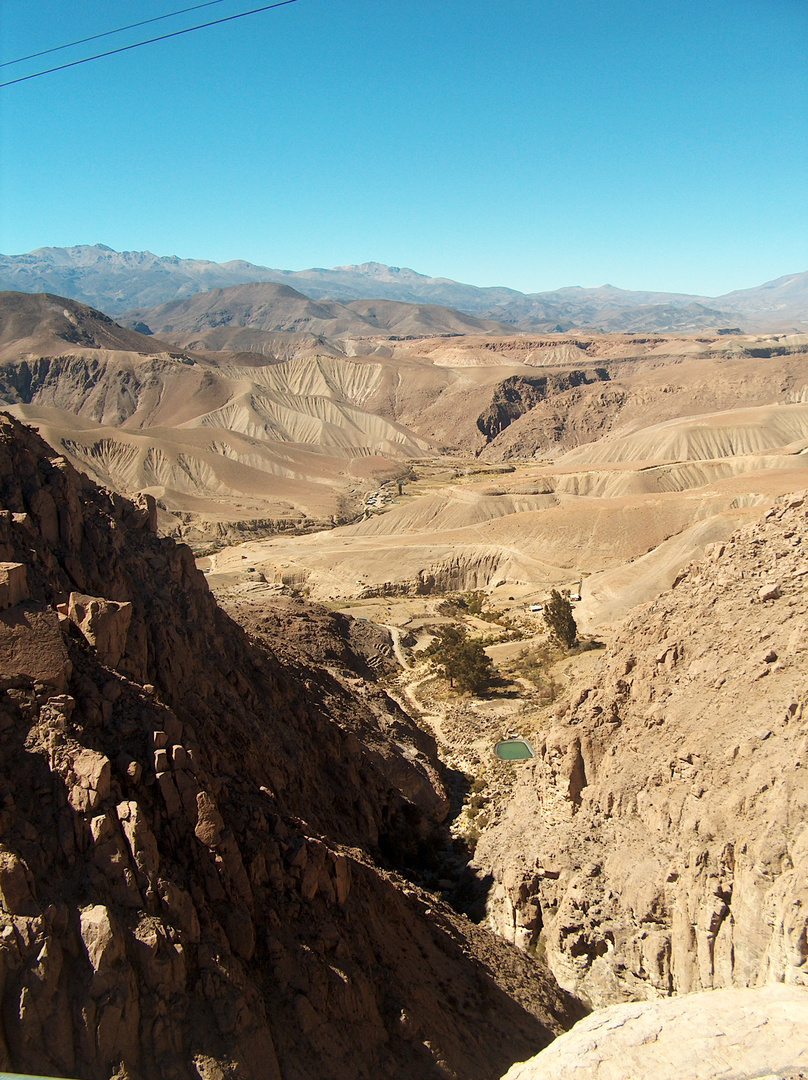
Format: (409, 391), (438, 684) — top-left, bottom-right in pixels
(508, 642), (562, 703)
(543, 589), (578, 649)
(462, 589), (487, 615)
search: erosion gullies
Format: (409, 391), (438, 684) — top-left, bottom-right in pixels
(472, 492), (808, 1010)
(6, 412), (340, 520)
(251, 541), (547, 601)
(556, 402), (808, 466)
(477, 343), (808, 464)
(0, 414), (581, 1079)
(242, 372), (808, 620)
(0, 331), (439, 537)
(239, 455), (808, 618)
(3, 291), (808, 624)
(476, 369), (610, 442)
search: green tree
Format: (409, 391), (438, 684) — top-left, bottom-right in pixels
(543, 589), (578, 649)
(462, 589), (487, 615)
(425, 625), (494, 695)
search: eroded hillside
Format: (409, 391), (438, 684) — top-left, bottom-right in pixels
(3, 291), (808, 629)
(471, 492), (808, 1008)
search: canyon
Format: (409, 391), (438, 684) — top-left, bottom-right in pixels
(0, 414), (580, 1079)
(0, 275), (806, 1077)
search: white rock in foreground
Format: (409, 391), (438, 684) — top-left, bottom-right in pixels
(502, 985), (808, 1080)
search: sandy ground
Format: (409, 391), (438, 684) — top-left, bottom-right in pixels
(205, 430), (808, 630)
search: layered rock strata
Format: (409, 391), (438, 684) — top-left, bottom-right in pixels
(0, 415), (579, 1079)
(475, 492), (808, 1006)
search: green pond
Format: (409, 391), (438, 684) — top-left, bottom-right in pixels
(494, 738), (536, 760)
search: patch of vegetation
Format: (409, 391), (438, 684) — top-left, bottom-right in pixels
(462, 589), (487, 616)
(332, 492), (361, 525)
(543, 588), (578, 649)
(494, 614), (528, 639)
(507, 641), (563, 705)
(424, 625), (495, 696)
(435, 590), (506, 625)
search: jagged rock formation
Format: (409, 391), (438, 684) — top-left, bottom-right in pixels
(220, 591), (401, 680)
(0, 415), (580, 1079)
(474, 492), (808, 1007)
(501, 984), (808, 1080)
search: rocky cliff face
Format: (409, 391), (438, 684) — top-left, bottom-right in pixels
(0, 415), (579, 1079)
(474, 493), (808, 1007)
(475, 370), (609, 442)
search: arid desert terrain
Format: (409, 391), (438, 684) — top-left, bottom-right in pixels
(0, 266), (806, 1078)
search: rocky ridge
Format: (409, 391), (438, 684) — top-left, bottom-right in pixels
(0, 414), (579, 1079)
(474, 492), (808, 1006)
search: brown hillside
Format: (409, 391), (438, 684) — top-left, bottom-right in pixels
(121, 282), (518, 340)
(0, 291), (178, 359)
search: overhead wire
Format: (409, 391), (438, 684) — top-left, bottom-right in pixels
(0, 0), (300, 89)
(0, 0), (232, 69)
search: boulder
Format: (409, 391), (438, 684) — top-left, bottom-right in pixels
(0, 604), (71, 692)
(67, 592), (132, 670)
(0, 847), (38, 916)
(68, 749), (112, 813)
(502, 985), (808, 1080)
(0, 563), (28, 610)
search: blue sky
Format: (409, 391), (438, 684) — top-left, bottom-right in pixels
(1, 0), (806, 296)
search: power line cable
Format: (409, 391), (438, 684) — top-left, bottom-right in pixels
(0, 0), (231, 69)
(0, 0), (300, 89)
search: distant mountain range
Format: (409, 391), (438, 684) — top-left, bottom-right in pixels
(0, 244), (806, 333)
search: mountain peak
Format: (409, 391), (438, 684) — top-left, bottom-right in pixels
(332, 262), (424, 279)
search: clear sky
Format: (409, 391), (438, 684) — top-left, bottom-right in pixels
(1, 0), (806, 296)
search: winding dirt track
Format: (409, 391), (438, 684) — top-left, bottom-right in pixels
(383, 624), (411, 669)
(389, 668), (448, 747)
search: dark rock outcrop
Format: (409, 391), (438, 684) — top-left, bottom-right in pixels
(476, 370), (609, 442)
